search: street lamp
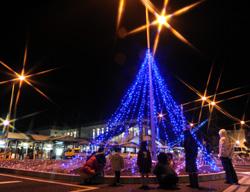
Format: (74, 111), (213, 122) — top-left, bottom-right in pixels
(201, 96), (207, 101)
(240, 121), (245, 125)
(211, 101), (216, 106)
(18, 75), (26, 81)
(3, 119), (10, 126)
(189, 123), (194, 127)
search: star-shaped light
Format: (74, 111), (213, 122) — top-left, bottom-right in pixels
(189, 122), (194, 127)
(157, 112), (166, 121)
(0, 115), (15, 133)
(178, 76), (249, 128)
(0, 46), (57, 108)
(123, 0), (204, 54)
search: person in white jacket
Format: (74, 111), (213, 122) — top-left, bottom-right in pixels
(218, 129), (238, 184)
(110, 147), (124, 186)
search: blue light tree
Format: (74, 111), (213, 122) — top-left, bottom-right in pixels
(95, 49), (219, 170)
(96, 50), (186, 153)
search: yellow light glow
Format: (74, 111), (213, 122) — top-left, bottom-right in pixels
(0, 51), (56, 106)
(240, 121), (245, 125)
(124, 0), (204, 54)
(201, 96), (207, 101)
(3, 120), (10, 126)
(211, 101), (216, 106)
(117, 0), (125, 31)
(18, 75), (26, 81)
(236, 140), (240, 145)
(157, 15), (167, 25)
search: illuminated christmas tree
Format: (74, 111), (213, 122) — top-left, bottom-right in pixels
(97, 50), (186, 153)
(95, 50), (218, 170)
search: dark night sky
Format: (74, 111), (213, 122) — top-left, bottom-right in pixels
(0, 0), (249, 132)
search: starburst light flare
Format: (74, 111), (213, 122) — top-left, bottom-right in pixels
(116, 0), (126, 32)
(178, 77), (249, 127)
(0, 49), (57, 106)
(0, 116), (15, 133)
(123, 0), (205, 54)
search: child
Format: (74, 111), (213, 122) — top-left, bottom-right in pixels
(153, 152), (178, 189)
(110, 147), (124, 186)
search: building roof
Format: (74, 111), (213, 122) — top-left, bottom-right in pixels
(0, 132), (30, 140)
(29, 134), (50, 141)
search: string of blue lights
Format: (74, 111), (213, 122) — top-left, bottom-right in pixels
(94, 49), (219, 170)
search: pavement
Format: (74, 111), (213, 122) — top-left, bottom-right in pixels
(0, 173), (98, 192)
(0, 165), (249, 192)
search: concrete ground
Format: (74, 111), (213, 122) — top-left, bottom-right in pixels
(0, 165), (249, 192)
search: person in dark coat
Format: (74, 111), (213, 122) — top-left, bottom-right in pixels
(95, 147), (106, 176)
(153, 152), (178, 189)
(18, 147), (24, 160)
(137, 141), (152, 189)
(27, 146), (34, 159)
(183, 128), (199, 188)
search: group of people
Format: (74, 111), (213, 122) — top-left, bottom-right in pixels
(79, 127), (239, 189)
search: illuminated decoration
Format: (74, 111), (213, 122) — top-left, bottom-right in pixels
(94, 50), (218, 168)
(121, 0), (205, 54)
(240, 120), (245, 125)
(168, 119), (207, 147)
(190, 130), (219, 171)
(96, 50), (186, 150)
(158, 112), (166, 122)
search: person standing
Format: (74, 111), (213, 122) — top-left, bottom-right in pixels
(218, 129), (238, 184)
(184, 128), (199, 189)
(110, 147), (124, 186)
(27, 146), (34, 159)
(19, 147), (24, 160)
(137, 141), (152, 190)
(95, 147), (106, 176)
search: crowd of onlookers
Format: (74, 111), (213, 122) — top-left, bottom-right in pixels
(0, 146), (49, 160)
(79, 128), (240, 190)
(0, 127), (241, 189)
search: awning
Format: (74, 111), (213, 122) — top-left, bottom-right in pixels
(29, 134), (50, 141)
(49, 135), (78, 142)
(76, 138), (89, 145)
(0, 132), (30, 140)
(121, 142), (138, 148)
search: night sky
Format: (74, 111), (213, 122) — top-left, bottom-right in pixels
(0, 0), (249, 132)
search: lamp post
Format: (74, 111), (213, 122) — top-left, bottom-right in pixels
(148, 53), (156, 160)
